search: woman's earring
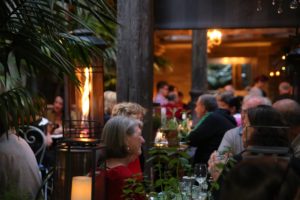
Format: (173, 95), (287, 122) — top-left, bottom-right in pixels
(127, 146), (130, 152)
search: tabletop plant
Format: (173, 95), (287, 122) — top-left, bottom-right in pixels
(146, 147), (192, 199)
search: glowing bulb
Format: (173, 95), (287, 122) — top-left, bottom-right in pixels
(281, 66), (286, 71)
(269, 72), (274, 77)
(281, 55), (286, 60)
(275, 71), (280, 76)
(207, 29), (222, 46)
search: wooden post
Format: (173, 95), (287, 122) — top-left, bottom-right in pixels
(190, 29), (208, 123)
(116, 0), (154, 167)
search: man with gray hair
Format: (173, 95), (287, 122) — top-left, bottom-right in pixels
(187, 94), (234, 164)
(217, 95), (272, 154)
(208, 95), (272, 180)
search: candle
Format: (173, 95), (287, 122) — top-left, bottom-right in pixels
(71, 176), (91, 200)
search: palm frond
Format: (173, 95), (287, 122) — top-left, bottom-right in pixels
(0, 0), (116, 133)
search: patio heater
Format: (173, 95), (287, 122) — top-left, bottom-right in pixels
(54, 29), (107, 200)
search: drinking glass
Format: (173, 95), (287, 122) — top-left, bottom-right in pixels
(194, 164), (208, 185)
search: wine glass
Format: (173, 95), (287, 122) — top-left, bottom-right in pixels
(194, 164), (208, 185)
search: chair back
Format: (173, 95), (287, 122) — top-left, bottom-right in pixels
(19, 125), (47, 165)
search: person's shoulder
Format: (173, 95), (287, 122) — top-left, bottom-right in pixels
(210, 112), (234, 124)
(107, 165), (132, 180)
(224, 126), (241, 136)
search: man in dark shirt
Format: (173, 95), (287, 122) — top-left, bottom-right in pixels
(188, 94), (235, 164)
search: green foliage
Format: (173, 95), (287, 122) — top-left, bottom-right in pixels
(207, 64), (232, 89)
(0, 0), (116, 133)
(153, 55), (173, 73)
(165, 117), (178, 130)
(122, 174), (146, 200)
(146, 147), (192, 199)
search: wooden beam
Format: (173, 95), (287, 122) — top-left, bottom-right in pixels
(191, 29), (208, 122)
(116, 0), (154, 164)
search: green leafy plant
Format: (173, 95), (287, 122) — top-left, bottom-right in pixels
(0, 0), (116, 133)
(122, 175), (146, 200)
(146, 147), (192, 199)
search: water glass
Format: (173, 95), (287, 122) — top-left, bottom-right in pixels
(194, 164), (208, 185)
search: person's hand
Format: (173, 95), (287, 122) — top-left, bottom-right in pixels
(208, 151), (230, 181)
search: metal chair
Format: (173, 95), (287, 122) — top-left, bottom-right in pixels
(19, 125), (53, 200)
(19, 125), (47, 165)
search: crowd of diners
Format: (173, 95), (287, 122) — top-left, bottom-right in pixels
(1, 76), (300, 200)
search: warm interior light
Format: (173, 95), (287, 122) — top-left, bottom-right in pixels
(269, 72), (274, 77)
(71, 176), (91, 200)
(207, 29), (222, 46)
(281, 55), (286, 60)
(275, 71), (280, 76)
(281, 66), (286, 71)
(207, 29), (222, 52)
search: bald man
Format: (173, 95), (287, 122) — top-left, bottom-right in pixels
(273, 99), (300, 158)
(275, 82), (293, 101)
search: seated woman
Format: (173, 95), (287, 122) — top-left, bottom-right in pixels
(111, 102), (146, 178)
(46, 95), (64, 135)
(97, 116), (145, 200)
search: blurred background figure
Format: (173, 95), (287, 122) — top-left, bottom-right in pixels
(154, 81), (169, 106)
(46, 95), (64, 135)
(249, 75), (269, 97)
(275, 81), (294, 101)
(224, 84), (235, 95)
(229, 96), (243, 126)
(215, 91), (237, 126)
(165, 92), (183, 119)
(104, 91), (117, 123)
(178, 91), (189, 110)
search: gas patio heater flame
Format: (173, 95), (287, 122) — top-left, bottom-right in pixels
(80, 67), (92, 137)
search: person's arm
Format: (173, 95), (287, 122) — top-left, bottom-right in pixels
(218, 128), (235, 153)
